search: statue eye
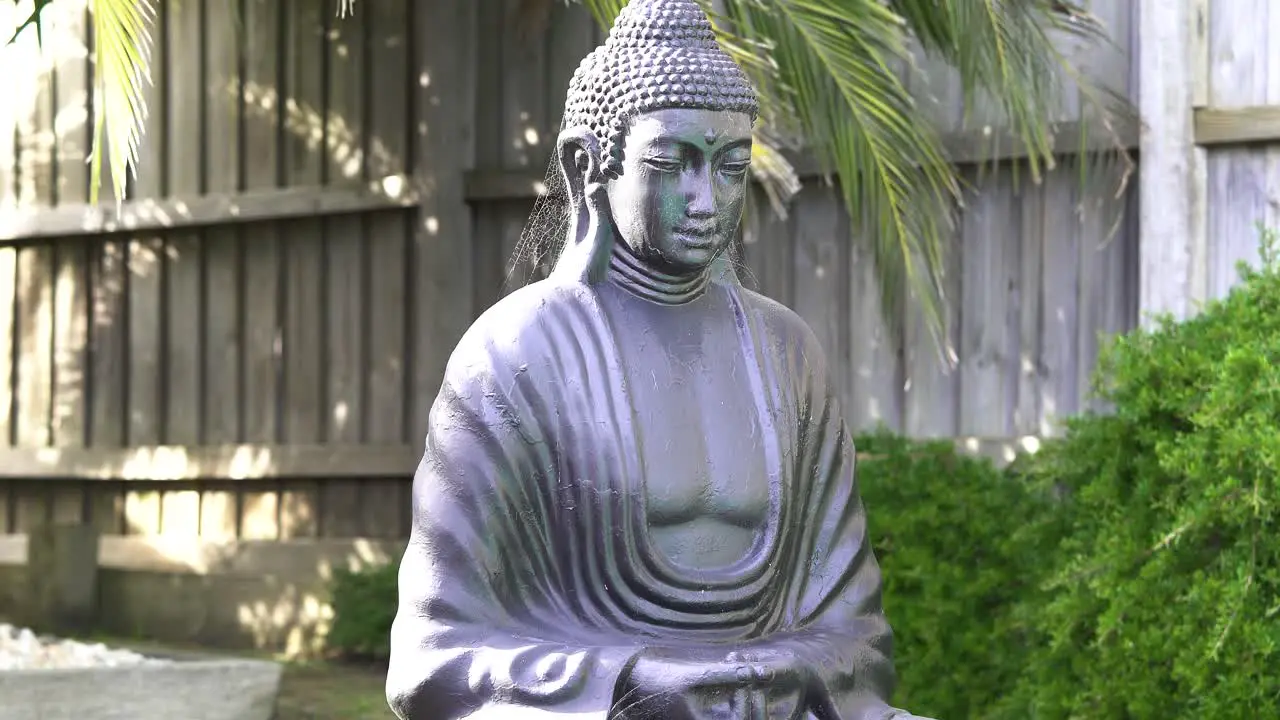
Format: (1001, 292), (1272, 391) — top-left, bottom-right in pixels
(643, 156), (684, 173)
(720, 160), (751, 176)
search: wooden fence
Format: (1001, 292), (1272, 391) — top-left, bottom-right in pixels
(1140, 0), (1280, 318)
(0, 0), (1157, 651)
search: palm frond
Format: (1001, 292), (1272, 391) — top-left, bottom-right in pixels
(6, 0), (55, 45)
(87, 0), (155, 205)
(734, 0), (958, 348)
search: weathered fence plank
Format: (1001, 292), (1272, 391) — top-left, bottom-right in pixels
(51, 242), (88, 447)
(15, 245), (54, 447)
(0, 247), (15, 448)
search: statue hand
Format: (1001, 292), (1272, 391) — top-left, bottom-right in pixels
(722, 648), (811, 720)
(613, 649), (742, 719)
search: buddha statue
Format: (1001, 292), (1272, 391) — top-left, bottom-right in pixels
(387, 1), (935, 718)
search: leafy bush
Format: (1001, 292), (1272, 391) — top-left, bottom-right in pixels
(328, 561), (399, 660)
(1000, 228), (1280, 719)
(856, 431), (1064, 719)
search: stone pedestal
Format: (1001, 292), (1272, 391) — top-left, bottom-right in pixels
(0, 655), (283, 720)
(23, 523), (100, 634)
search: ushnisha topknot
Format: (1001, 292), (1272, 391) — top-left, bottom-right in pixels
(562, 0), (760, 178)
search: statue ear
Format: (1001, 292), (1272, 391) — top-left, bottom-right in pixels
(556, 126), (604, 195)
(552, 126), (612, 285)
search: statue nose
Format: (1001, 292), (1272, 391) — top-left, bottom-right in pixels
(685, 169), (715, 217)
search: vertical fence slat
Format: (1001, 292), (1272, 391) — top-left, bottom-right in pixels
(89, 240), (127, 447)
(0, 2), (18, 208)
(958, 172), (1020, 437)
(792, 186), (847, 402)
(49, 0), (92, 486)
(164, 0), (204, 449)
(52, 2), (90, 203)
(21, 23), (56, 206)
(0, 247), (14, 447)
(134, 0), (167, 200)
(325, 5), (366, 447)
(51, 242), (88, 447)
(847, 229), (902, 433)
(357, 0), (413, 537)
(414, 0), (478, 443)
(240, 0), (282, 445)
(127, 237), (162, 444)
(1206, 1), (1269, 298)
(365, 0), (410, 446)
(1077, 172), (1133, 413)
(15, 244), (54, 448)
(277, 0), (327, 541)
(1268, 3), (1280, 234)
(903, 217), (961, 438)
(202, 0), (243, 449)
(124, 482), (161, 536)
(237, 0), (285, 541)
(317, 3), (370, 538)
(900, 31), (963, 440)
(498, 0), (548, 293)
(13, 483), (49, 532)
(1015, 179), (1045, 436)
(120, 0), (166, 536)
(742, 188), (794, 307)
(281, 0), (326, 448)
(469, 0), (505, 312)
(1038, 166), (1081, 430)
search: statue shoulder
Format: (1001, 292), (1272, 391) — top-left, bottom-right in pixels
(445, 279), (597, 379)
(733, 286), (829, 365)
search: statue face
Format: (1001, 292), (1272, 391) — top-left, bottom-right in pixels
(605, 108), (753, 273)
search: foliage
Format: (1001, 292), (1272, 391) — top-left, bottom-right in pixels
(855, 431), (1065, 719)
(997, 226), (1280, 719)
(327, 560), (398, 660)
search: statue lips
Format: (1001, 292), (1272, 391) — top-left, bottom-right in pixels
(673, 224), (718, 248)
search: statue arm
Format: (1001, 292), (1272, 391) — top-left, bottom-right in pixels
(753, 327), (918, 720)
(386, 354), (639, 720)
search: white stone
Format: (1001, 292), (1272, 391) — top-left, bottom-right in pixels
(0, 623), (173, 671)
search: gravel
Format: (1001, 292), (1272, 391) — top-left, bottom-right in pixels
(0, 624), (173, 670)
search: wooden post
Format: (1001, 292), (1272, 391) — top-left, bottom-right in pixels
(412, 0), (478, 445)
(1137, 0), (1209, 324)
(22, 522), (100, 633)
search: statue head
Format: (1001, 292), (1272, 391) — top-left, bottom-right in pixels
(551, 0), (759, 282)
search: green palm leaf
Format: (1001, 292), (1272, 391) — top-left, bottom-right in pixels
(7, 0), (155, 205)
(87, 0), (154, 205)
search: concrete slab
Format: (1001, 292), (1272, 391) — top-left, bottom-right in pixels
(0, 650), (282, 720)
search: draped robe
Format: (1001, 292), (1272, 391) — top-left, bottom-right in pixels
(387, 258), (905, 720)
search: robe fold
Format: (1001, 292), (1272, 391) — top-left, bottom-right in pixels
(387, 277), (904, 720)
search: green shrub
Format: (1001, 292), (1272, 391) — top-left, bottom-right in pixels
(856, 431), (1064, 719)
(1000, 227), (1280, 719)
(328, 560), (399, 660)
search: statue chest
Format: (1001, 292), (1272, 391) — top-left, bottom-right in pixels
(598, 284), (774, 570)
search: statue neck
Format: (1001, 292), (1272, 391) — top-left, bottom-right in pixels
(607, 238), (713, 305)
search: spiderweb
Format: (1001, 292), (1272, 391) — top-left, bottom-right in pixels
(504, 155), (570, 293)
